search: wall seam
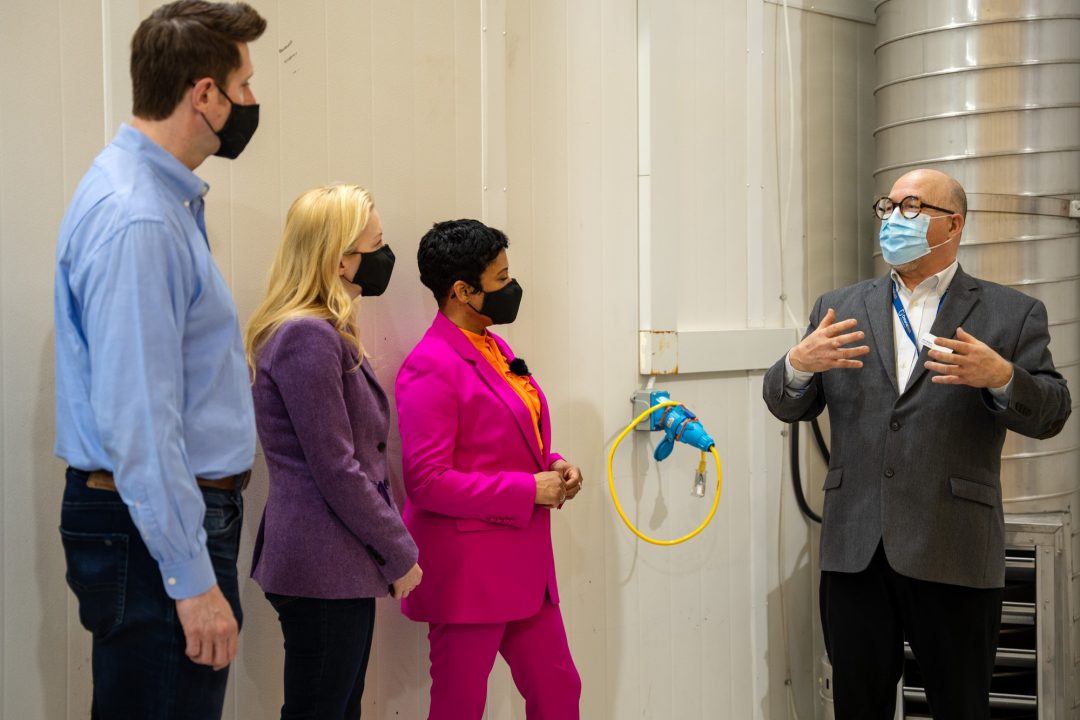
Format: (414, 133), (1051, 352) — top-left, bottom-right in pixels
(0, 0), (10, 704)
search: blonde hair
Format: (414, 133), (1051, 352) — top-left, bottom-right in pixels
(245, 184), (374, 372)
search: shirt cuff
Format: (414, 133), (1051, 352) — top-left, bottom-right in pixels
(784, 352), (814, 397)
(158, 547), (217, 600)
(987, 372), (1014, 411)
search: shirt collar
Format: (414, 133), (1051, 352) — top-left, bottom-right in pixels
(890, 260), (959, 298)
(114, 123), (210, 204)
(459, 326), (493, 344)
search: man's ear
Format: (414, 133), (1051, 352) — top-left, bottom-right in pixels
(190, 77), (216, 113)
(949, 213), (965, 239)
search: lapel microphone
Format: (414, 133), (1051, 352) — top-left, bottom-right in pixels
(509, 358), (531, 377)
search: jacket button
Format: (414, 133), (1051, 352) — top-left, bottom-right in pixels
(377, 442), (386, 453)
(890, 421), (901, 431)
(884, 468), (895, 478)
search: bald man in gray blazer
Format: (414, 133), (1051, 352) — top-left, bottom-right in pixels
(764, 169), (1071, 719)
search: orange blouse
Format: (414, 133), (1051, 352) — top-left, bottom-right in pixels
(460, 327), (543, 450)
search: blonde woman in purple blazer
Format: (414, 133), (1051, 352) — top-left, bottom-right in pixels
(244, 184), (422, 719)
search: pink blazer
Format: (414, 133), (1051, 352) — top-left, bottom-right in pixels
(395, 312), (562, 624)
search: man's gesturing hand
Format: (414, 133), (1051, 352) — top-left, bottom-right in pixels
(925, 327), (1014, 389)
(789, 308), (870, 373)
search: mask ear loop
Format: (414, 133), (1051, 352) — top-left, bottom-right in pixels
(925, 215), (957, 252)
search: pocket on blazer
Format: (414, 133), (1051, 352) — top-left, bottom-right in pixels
(949, 476), (999, 507)
(823, 468), (843, 491)
(456, 518), (503, 533)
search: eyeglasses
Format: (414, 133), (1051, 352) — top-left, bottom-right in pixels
(872, 195), (955, 220)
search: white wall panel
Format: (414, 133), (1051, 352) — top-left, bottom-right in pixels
(0, 1), (873, 718)
(2, 2), (69, 717)
(764, 4), (876, 718)
(56, 4), (110, 715)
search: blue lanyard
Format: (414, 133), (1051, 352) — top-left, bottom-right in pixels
(891, 280), (947, 351)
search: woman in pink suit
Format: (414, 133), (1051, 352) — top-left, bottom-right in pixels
(396, 219), (583, 719)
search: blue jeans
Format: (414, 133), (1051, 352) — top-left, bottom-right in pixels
(264, 593), (376, 719)
(59, 468), (244, 720)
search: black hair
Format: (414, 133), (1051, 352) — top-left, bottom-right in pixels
(417, 219), (509, 304)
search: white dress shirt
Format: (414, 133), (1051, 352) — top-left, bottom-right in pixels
(891, 261), (958, 391)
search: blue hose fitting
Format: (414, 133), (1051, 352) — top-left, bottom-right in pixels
(649, 391), (716, 461)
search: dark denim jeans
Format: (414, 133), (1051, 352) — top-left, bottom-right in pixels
(59, 468), (243, 720)
(264, 592), (376, 720)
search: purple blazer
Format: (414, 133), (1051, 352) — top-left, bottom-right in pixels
(250, 317), (417, 598)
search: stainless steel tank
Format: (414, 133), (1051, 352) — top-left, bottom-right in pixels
(873, 1), (1080, 715)
(872, 3), (1079, 509)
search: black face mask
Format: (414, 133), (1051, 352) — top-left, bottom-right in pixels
(350, 244), (396, 297)
(472, 279), (523, 325)
(200, 85), (259, 159)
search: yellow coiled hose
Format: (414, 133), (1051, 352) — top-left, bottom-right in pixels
(606, 400), (723, 546)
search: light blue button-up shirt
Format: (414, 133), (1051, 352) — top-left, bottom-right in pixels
(55, 124), (255, 599)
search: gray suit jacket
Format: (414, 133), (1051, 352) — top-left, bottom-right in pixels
(763, 266), (1071, 588)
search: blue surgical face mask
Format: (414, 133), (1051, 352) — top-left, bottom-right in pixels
(879, 208), (953, 266)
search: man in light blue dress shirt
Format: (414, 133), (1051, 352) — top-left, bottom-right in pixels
(54, 2), (266, 717)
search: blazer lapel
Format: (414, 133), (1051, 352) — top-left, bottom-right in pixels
(360, 358), (390, 414)
(489, 332), (550, 464)
(432, 314), (545, 468)
(904, 265), (980, 393)
(864, 276), (900, 395)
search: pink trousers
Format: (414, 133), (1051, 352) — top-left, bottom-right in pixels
(427, 598), (581, 719)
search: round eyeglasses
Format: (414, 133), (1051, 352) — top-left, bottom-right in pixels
(873, 195), (955, 220)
